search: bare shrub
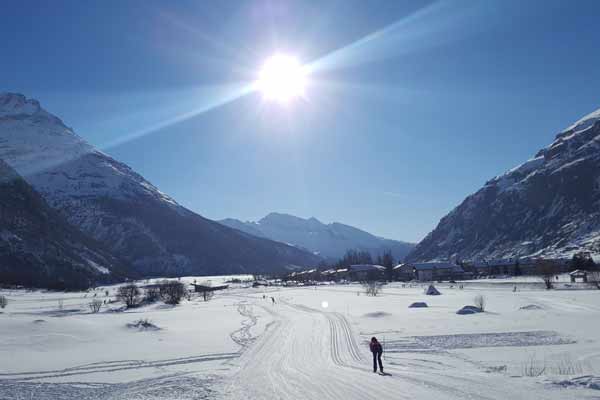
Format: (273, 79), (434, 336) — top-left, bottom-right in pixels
(89, 299), (102, 313)
(126, 318), (160, 330)
(117, 284), (141, 308)
(158, 280), (186, 305)
(521, 354), (546, 377)
(474, 294), (486, 312)
(144, 286), (161, 303)
(535, 260), (559, 290)
(363, 281), (382, 297)
(201, 290), (214, 302)
(0, 295), (7, 309)
(553, 356), (584, 375)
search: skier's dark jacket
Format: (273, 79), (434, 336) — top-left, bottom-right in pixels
(370, 340), (382, 353)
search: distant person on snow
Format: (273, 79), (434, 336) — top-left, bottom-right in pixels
(271, 297), (276, 304)
(370, 337), (384, 373)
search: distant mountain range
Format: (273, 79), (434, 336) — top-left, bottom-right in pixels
(0, 93), (319, 287)
(408, 107), (600, 262)
(219, 213), (415, 261)
(4, 91), (600, 288)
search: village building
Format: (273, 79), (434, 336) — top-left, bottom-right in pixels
(569, 269), (588, 283)
(465, 257), (572, 277)
(394, 262), (465, 282)
(347, 264), (385, 281)
(192, 283), (229, 292)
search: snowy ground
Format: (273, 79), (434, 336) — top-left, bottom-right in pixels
(1, 279), (599, 399)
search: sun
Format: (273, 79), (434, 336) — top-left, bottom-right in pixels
(256, 54), (307, 102)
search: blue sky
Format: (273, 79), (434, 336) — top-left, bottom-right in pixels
(2, 0), (600, 243)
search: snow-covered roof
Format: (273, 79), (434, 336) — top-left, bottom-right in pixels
(569, 269), (588, 276)
(349, 264), (385, 272)
(321, 269), (336, 275)
(405, 262), (455, 271)
(291, 268), (317, 276)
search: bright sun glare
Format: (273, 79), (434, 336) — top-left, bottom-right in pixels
(257, 54), (307, 102)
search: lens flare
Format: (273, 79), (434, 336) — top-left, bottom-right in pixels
(257, 54), (307, 102)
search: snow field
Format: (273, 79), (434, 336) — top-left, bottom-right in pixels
(1, 280), (599, 399)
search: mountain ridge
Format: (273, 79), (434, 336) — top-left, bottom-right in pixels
(407, 106), (600, 262)
(0, 93), (320, 280)
(220, 212), (415, 261)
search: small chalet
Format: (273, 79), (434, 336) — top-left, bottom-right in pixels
(569, 269), (588, 283)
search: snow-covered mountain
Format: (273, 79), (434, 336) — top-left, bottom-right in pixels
(408, 106), (600, 262)
(219, 213), (415, 261)
(0, 159), (131, 289)
(0, 93), (320, 278)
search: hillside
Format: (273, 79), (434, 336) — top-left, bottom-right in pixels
(0, 159), (131, 289)
(0, 93), (320, 278)
(408, 107), (600, 262)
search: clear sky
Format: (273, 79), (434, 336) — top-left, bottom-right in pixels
(2, 0), (600, 243)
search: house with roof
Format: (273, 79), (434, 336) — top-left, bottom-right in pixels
(192, 283), (229, 292)
(569, 269), (588, 283)
(348, 264), (385, 281)
(465, 257), (571, 277)
(288, 268), (319, 283)
(394, 262), (465, 282)
(467, 259), (519, 276)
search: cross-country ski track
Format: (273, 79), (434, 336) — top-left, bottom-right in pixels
(219, 296), (581, 400)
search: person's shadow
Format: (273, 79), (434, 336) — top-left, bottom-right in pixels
(378, 372), (392, 376)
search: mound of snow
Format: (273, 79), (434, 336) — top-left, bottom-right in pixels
(425, 285), (441, 295)
(520, 304), (544, 310)
(126, 318), (160, 331)
(456, 305), (482, 315)
(408, 302), (428, 308)
(554, 375), (600, 391)
(363, 311), (391, 318)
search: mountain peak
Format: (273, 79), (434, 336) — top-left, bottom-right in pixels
(221, 212), (415, 260)
(408, 105), (600, 262)
(0, 93), (41, 117)
(0, 94), (320, 281)
(0, 92), (67, 130)
(563, 107), (600, 135)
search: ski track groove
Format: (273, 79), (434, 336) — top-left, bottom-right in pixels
(0, 353), (239, 382)
(222, 299), (508, 400)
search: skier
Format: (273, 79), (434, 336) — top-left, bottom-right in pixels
(271, 296), (276, 304)
(370, 337), (384, 373)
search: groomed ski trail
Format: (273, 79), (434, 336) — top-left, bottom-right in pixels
(220, 298), (582, 400)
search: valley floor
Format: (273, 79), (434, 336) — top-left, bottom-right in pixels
(1, 279), (599, 399)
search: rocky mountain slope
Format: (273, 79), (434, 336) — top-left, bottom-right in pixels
(0, 93), (319, 278)
(220, 212), (415, 261)
(408, 107), (600, 262)
(0, 159), (131, 289)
